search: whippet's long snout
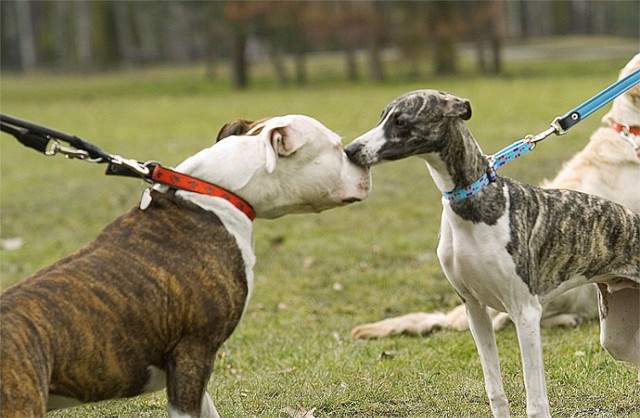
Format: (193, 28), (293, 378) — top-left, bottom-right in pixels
(344, 142), (367, 167)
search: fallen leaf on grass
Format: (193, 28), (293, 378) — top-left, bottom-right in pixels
(377, 350), (397, 360)
(280, 406), (316, 418)
(302, 256), (315, 269)
(0, 238), (24, 251)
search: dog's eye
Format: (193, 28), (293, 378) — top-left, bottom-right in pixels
(395, 117), (409, 129)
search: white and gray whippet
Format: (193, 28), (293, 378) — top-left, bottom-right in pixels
(345, 91), (640, 417)
(351, 53), (640, 340)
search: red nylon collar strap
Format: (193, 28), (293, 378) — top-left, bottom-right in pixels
(610, 121), (640, 136)
(150, 165), (256, 221)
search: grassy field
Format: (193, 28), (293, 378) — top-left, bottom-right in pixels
(2, 52), (639, 416)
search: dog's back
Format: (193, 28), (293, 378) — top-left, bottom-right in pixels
(0, 192), (248, 414)
(500, 178), (640, 296)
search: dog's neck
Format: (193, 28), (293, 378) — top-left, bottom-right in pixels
(175, 190), (256, 310)
(421, 119), (508, 225)
(421, 119), (490, 195)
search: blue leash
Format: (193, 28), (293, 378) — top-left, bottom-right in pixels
(554, 67), (640, 134)
(443, 67), (640, 202)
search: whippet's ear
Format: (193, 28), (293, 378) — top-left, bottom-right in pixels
(216, 118), (256, 142)
(444, 97), (472, 121)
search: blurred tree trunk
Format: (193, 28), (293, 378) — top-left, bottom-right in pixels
(517, 0), (530, 38)
(231, 30), (248, 89)
(75, 1), (93, 69)
(205, 22), (218, 79)
(366, 1), (385, 82)
(345, 47), (359, 82)
(1, 2), (21, 70)
(166, 1), (190, 63)
(294, 48), (306, 85)
(592, 0), (609, 34)
(268, 41), (289, 86)
(430, 1), (457, 75)
(134, 2), (160, 63)
(112, 1), (137, 67)
(551, 0), (570, 35)
(398, 2), (427, 79)
(51, 1), (72, 69)
(337, 2), (362, 82)
(290, 5), (307, 86)
(472, 1), (504, 74)
(15, 0), (37, 71)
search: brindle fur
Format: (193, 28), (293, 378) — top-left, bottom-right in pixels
(0, 192), (246, 416)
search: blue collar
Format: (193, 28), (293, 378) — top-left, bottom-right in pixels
(442, 139), (535, 202)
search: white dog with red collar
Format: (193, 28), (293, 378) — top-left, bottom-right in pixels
(0, 114), (370, 417)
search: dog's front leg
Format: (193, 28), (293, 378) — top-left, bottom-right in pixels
(465, 297), (510, 417)
(510, 301), (550, 418)
(166, 341), (219, 418)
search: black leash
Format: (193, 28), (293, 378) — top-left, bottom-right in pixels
(1, 113), (149, 178)
(1, 113), (257, 219)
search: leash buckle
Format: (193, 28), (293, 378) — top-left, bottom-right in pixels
(617, 123), (640, 151)
(525, 124), (561, 147)
(45, 140), (103, 162)
(549, 117), (567, 136)
(619, 123), (632, 139)
(109, 155), (151, 178)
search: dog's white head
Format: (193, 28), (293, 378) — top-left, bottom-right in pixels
(175, 115), (371, 219)
(602, 53), (640, 127)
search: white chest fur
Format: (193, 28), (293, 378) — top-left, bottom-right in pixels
(436, 188), (533, 313)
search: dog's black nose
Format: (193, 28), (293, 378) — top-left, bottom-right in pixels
(344, 143), (361, 161)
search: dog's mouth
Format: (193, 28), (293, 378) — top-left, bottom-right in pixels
(342, 197), (363, 203)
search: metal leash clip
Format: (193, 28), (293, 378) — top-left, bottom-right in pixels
(45, 140), (104, 163)
(109, 155), (151, 177)
(523, 116), (567, 147)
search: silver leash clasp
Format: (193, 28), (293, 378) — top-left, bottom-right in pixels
(109, 155), (151, 177)
(45, 140), (103, 162)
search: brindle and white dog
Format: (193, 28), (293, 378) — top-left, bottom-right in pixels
(345, 87), (639, 416)
(0, 115), (371, 417)
(351, 53), (640, 340)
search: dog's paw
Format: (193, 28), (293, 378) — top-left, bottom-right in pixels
(351, 323), (393, 339)
(351, 312), (449, 339)
(540, 314), (582, 328)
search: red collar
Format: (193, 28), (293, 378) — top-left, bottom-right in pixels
(150, 165), (256, 221)
(609, 121), (640, 137)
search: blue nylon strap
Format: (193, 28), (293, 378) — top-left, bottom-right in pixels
(443, 139), (534, 202)
(443, 68), (640, 203)
(556, 67), (640, 133)
(491, 139), (535, 170)
(442, 172), (491, 202)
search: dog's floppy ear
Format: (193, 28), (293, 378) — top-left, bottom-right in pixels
(444, 97), (472, 121)
(251, 117), (306, 174)
(248, 119), (289, 174)
(216, 118), (256, 142)
(271, 127), (304, 158)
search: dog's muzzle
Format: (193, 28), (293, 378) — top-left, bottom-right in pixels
(345, 143), (366, 167)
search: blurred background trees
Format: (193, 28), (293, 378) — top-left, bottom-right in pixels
(1, 0), (638, 88)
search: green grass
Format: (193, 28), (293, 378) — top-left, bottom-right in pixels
(2, 52), (639, 417)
